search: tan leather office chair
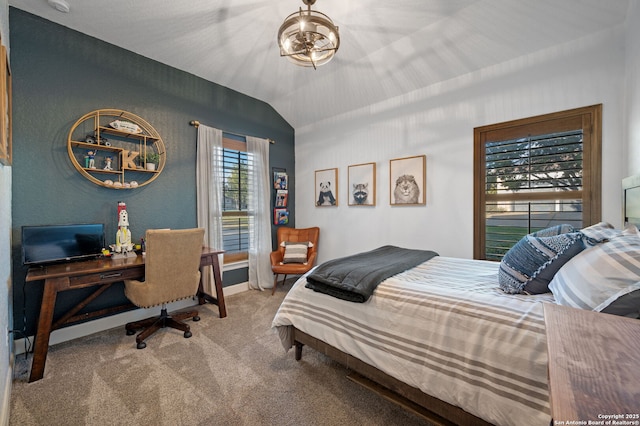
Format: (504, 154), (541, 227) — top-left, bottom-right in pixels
(270, 226), (320, 295)
(124, 228), (205, 349)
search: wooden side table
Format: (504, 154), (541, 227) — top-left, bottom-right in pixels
(543, 303), (640, 424)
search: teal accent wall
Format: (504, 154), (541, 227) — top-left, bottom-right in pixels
(10, 8), (295, 336)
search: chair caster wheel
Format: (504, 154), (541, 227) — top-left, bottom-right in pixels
(184, 331), (192, 338)
(126, 329), (136, 336)
(193, 316), (200, 322)
(136, 341), (146, 349)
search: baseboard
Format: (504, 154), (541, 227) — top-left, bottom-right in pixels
(14, 281), (249, 355)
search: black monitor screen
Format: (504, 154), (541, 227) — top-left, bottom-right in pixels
(22, 224), (105, 266)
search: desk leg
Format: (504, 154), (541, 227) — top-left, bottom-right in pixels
(211, 254), (226, 318)
(29, 277), (64, 382)
(198, 254), (227, 318)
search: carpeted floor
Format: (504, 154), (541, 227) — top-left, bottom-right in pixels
(10, 281), (431, 425)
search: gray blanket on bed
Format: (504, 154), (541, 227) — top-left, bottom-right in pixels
(305, 245), (439, 303)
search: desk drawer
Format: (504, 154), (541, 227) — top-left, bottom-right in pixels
(68, 267), (144, 287)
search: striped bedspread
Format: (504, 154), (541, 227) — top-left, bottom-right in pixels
(272, 256), (554, 426)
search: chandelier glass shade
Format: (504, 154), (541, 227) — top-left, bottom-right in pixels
(277, 0), (340, 69)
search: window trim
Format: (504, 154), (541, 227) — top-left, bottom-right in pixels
(473, 104), (602, 259)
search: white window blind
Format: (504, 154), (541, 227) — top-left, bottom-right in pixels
(221, 138), (250, 262)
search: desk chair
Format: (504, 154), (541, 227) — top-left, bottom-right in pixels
(270, 226), (320, 295)
(124, 228), (205, 349)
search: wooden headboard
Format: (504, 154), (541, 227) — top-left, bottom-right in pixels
(622, 174), (640, 226)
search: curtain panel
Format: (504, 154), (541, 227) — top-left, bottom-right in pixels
(247, 136), (273, 290)
(196, 125), (224, 293)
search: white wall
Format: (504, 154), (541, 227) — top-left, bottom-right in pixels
(0, 0), (11, 423)
(296, 26), (628, 264)
(0, 166), (10, 426)
(625, 1), (640, 175)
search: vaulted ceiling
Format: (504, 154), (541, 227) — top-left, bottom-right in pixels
(10, 0), (631, 128)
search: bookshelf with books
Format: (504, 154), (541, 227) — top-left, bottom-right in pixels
(272, 169), (289, 225)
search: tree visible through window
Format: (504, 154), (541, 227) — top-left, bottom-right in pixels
(474, 105), (602, 260)
(222, 136), (250, 263)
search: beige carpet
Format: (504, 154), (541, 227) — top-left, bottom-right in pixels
(10, 281), (431, 426)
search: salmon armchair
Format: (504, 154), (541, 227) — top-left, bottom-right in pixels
(270, 226), (320, 295)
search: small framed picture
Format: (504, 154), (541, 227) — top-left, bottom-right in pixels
(315, 168), (338, 207)
(348, 162), (376, 206)
(390, 155), (426, 206)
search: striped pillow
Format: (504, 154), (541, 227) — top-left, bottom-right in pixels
(282, 242), (310, 264)
(549, 225), (640, 318)
(580, 221), (623, 246)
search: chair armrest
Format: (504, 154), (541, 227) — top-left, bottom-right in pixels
(307, 252), (317, 267)
(270, 250), (283, 265)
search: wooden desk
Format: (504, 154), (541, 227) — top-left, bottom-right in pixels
(25, 247), (225, 382)
(543, 303), (640, 423)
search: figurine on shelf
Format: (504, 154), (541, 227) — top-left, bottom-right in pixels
(87, 150), (96, 169)
(103, 156), (113, 171)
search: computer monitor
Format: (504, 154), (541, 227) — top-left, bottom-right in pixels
(22, 223), (105, 266)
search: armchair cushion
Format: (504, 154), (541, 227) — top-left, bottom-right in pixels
(282, 241), (311, 264)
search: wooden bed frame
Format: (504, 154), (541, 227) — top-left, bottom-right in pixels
(292, 328), (492, 426)
(290, 175), (640, 426)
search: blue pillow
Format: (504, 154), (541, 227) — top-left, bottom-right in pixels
(531, 224), (576, 237)
(499, 231), (585, 294)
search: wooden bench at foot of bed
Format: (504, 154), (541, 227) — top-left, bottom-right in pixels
(292, 327), (492, 426)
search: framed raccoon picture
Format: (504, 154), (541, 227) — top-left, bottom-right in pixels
(348, 162), (376, 206)
(389, 155), (426, 206)
(315, 168), (338, 207)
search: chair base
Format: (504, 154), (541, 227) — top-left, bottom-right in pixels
(125, 307), (200, 349)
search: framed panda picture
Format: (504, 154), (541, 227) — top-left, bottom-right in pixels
(389, 155), (426, 206)
(348, 162), (376, 206)
(315, 168), (338, 207)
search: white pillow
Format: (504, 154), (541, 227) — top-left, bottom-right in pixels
(549, 225), (640, 318)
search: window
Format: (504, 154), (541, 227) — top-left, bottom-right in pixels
(222, 136), (250, 263)
(474, 105), (602, 260)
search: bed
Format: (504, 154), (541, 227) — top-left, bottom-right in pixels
(272, 176), (640, 426)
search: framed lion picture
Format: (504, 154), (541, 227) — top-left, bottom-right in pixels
(315, 168), (338, 207)
(389, 155), (426, 206)
(348, 162), (376, 206)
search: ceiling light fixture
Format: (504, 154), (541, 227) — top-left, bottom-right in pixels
(47, 0), (70, 13)
(277, 0), (340, 70)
